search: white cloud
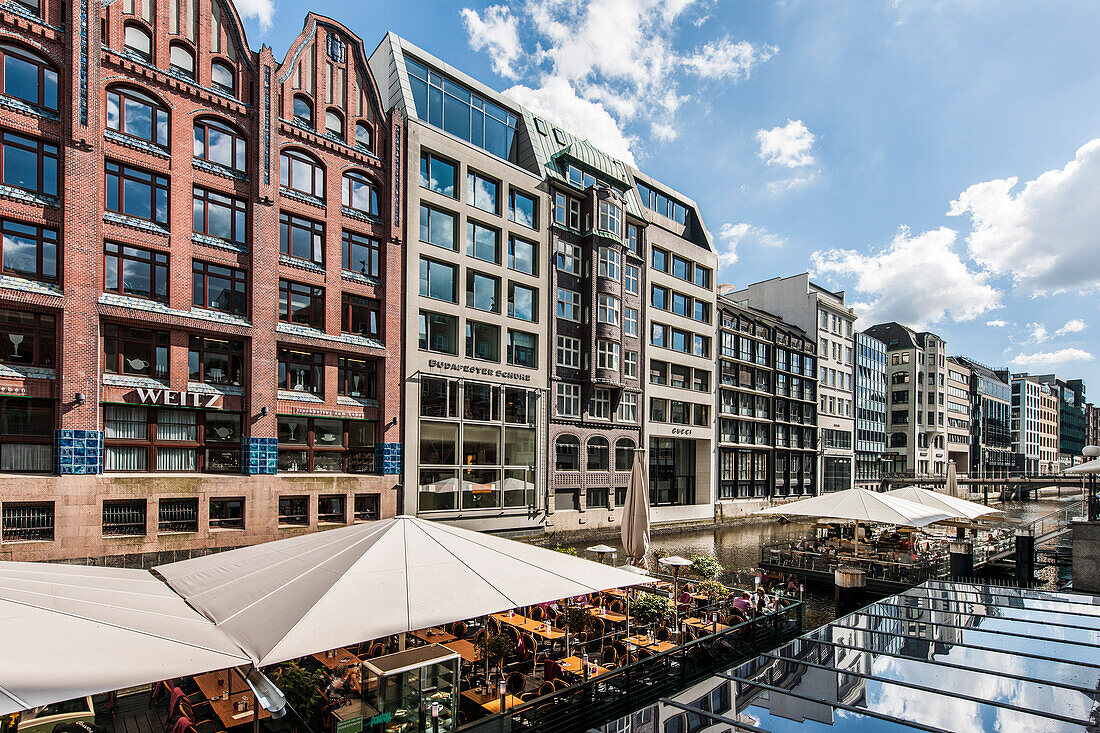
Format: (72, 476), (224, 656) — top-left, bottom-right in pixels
(716, 222), (785, 269)
(810, 226), (1001, 329)
(235, 0), (275, 31)
(1055, 318), (1087, 337)
(986, 319), (1008, 327)
(1008, 348), (1094, 368)
(756, 119), (816, 168)
(681, 36), (777, 80)
(461, 6), (523, 79)
(766, 171), (819, 193)
(948, 138), (1100, 292)
(1024, 322), (1048, 344)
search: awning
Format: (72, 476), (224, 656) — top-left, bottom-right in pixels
(1063, 458), (1100, 474)
(756, 488), (953, 527)
(884, 487), (1005, 521)
(0, 562), (249, 715)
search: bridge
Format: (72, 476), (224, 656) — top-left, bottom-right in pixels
(881, 472), (1086, 500)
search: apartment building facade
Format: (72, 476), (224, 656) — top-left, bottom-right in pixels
(1033, 375), (1085, 468)
(0, 6), (403, 564)
(949, 357), (1012, 479)
(1086, 402), (1100, 449)
(1006, 374), (1042, 474)
(727, 274), (855, 493)
(945, 361), (971, 474)
(715, 298), (818, 513)
(853, 331), (887, 489)
(863, 323), (948, 476)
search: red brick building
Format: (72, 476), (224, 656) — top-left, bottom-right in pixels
(0, 1), (402, 564)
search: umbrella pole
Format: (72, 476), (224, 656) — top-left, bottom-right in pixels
(626, 590), (631, 639)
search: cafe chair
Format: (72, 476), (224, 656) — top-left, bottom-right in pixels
(608, 600), (625, 615)
(655, 626), (671, 642)
(451, 621), (468, 639)
(472, 629), (486, 648)
(536, 681), (555, 697)
(600, 647), (617, 666)
(529, 606), (545, 621)
(505, 672), (526, 696)
(542, 658), (562, 683)
(552, 678), (571, 691)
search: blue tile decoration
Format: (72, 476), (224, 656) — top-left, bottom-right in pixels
(56, 430), (103, 475)
(376, 442), (402, 475)
(245, 437), (278, 475)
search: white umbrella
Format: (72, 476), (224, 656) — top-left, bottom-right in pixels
(0, 562), (249, 715)
(756, 488), (954, 527)
(884, 486), (1004, 521)
(155, 515), (653, 666)
(1063, 458), (1100, 474)
(620, 447), (651, 568)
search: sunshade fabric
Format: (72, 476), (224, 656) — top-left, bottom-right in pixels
(884, 486), (1004, 521)
(0, 562), (249, 715)
(945, 461), (959, 498)
(620, 449), (651, 565)
(1064, 458), (1100, 474)
(756, 488), (954, 527)
(156, 516), (652, 666)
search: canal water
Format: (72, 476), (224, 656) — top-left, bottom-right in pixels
(555, 494), (1079, 631)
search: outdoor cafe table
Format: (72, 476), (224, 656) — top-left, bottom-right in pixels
(622, 635), (676, 654)
(193, 670), (271, 728)
(683, 617), (730, 633)
(461, 689), (523, 714)
(491, 612), (566, 640)
(585, 607), (628, 624)
(410, 627), (457, 644)
(312, 647), (362, 671)
(559, 655), (610, 678)
(443, 639), (483, 663)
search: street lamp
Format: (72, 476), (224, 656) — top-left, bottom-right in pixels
(1083, 445), (1100, 521)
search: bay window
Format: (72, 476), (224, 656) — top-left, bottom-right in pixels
(597, 200), (621, 236)
(598, 247), (620, 280)
(597, 293), (620, 325)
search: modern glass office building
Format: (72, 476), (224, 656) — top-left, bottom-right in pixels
(853, 331), (887, 488)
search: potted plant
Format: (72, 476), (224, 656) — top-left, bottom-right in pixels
(696, 579), (730, 604)
(476, 633), (514, 690)
(272, 662), (327, 733)
(631, 593), (674, 626)
(690, 554), (723, 579)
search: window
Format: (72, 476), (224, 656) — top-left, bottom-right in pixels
(590, 389), (612, 420)
(103, 324), (167, 378)
(190, 261), (247, 316)
(159, 498), (199, 533)
(555, 435), (579, 470)
(193, 118), (247, 173)
(420, 153), (456, 198)
(508, 236), (537, 276)
(317, 494), (346, 523)
(652, 247), (668, 272)
(278, 496), (309, 525)
(624, 307), (638, 336)
(342, 294), (380, 338)
(556, 336), (580, 368)
(354, 494), (380, 521)
(0, 44), (58, 111)
(507, 330), (537, 368)
(1, 501), (53, 540)
(587, 436), (609, 468)
(278, 347), (324, 394)
(597, 200), (621, 236)
(338, 356), (377, 398)
(279, 212), (325, 264)
(508, 283), (537, 322)
(103, 242), (168, 302)
(0, 131), (58, 197)
(355, 122), (372, 151)
(211, 60), (235, 96)
(597, 293), (620, 325)
(598, 247), (621, 280)
(342, 231), (380, 277)
(420, 204), (457, 251)
(466, 320), (500, 361)
(624, 350), (638, 378)
(279, 280), (325, 329)
(280, 149), (325, 198)
(123, 23), (152, 61)
(0, 309), (54, 367)
(596, 339), (619, 370)
(671, 254), (692, 283)
(556, 241), (580, 274)
(419, 312), (458, 354)
(193, 186), (247, 244)
(0, 399), (53, 473)
(556, 288), (580, 321)
(188, 336), (243, 386)
(618, 393), (638, 423)
(626, 223), (639, 254)
(652, 285), (668, 310)
(106, 87), (168, 147)
(672, 291), (690, 318)
(325, 109), (344, 139)
(651, 322), (667, 348)
(650, 397), (667, 422)
(556, 383), (580, 417)
(103, 499), (146, 537)
(554, 192), (581, 229)
(467, 170), (499, 212)
(466, 270), (500, 313)
(169, 43), (195, 78)
(694, 265), (711, 290)
(624, 264), (639, 294)
(508, 189), (537, 228)
(693, 334), (710, 358)
(693, 300), (711, 323)
(466, 220), (500, 263)
(210, 498), (244, 529)
(342, 172), (379, 215)
(292, 95), (313, 126)
(419, 258), (457, 302)
(106, 161), (169, 225)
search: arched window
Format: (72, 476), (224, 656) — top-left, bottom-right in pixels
(587, 437), (609, 472)
(123, 23), (152, 62)
(280, 149), (324, 198)
(193, 117), (247, 173)
(0, 44), (58, 111)
(106, 86), (168, 148)
(890, 434), (907, 448)
(325, 109), (343, 139)
(211, 60), (235, 96)
(292, 95), (312, 127)
(342, 171), (378, 216)
(169, 43), (195, 78)
(355, 122), (372, 151)
(555, 435), (579, 472)
(615, 438), (635, 471)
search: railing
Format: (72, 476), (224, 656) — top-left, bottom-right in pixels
(1027, 500), (1083, 541)
(458, 601), (804, 733)
(759, 542), (947, 585)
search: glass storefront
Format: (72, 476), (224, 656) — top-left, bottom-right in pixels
(277, 416), (377, 473)
(417, 377), (539, 512)
(649, 437), (695, 506)
(103, 405), (240, 472)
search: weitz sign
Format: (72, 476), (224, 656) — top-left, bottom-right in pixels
(130, 388), (223, 409)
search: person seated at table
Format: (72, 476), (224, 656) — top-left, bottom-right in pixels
(731, 592), (752, 614)
(324, 663), (358, 700)
(753, 587), (769, 614)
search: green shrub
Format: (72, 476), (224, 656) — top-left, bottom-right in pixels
(631, 593), (675, 625)
(695, 579), (730, 602)
(562, 606), (592, 634)
(690, 554), (722, 579)
(273, 662), (327, 732)
(554, 545), (579, 556)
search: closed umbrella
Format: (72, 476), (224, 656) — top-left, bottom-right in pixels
(945, 461), (959, 498)
(620, 447), (651, 569)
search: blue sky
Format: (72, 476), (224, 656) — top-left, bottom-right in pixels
(240, 0), (1100, 390)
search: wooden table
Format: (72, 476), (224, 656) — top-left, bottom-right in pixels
(193, 670), (271, 728)
(312, 648), (361, 671)
(622, 635), (677, 653)
(683, 617), (730, 633)
(586, 607), (628, 624)
(410, 627), (457, 644)
(492, 613), (565, 640)
(461, 689), (523, 713)
(443, 639), (483, 663)
(559, 656), (610, 678)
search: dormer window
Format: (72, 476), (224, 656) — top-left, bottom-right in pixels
(123, 24), (152, 62)
(169, 43), (195, 79)
(566, 164), (595, 189)
(211, 61), (235, 96)
(293, 95), (313, 127)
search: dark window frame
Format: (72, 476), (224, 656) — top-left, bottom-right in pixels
(193, 117), (247, 173)
(103, 405), (243, 474)
(342, 171), (379, 215)
(105, 160), (169, 225)
(0, 308), (54, 367)
(279, 211), (325, 264)
(106, 86), (168, 148)
(104, 241), (169, 303)
(188, 335), (244, 386)
(341, 292), (381, 338)
(102, 322), (168, 379)
(279, 279), (325, 329)
(0, 43), (58, 111)
(277, 415), (378, 474)
(1, 500), (54, 541)
(341, 230), (381, 277)
(280, 148), (325, 198)
(192, 185), (248, 245)
(0, 129), (58, 196)
(277, 346), (325, 395)
(337, 356), (378, 398)
(192, 259), (248, 316)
